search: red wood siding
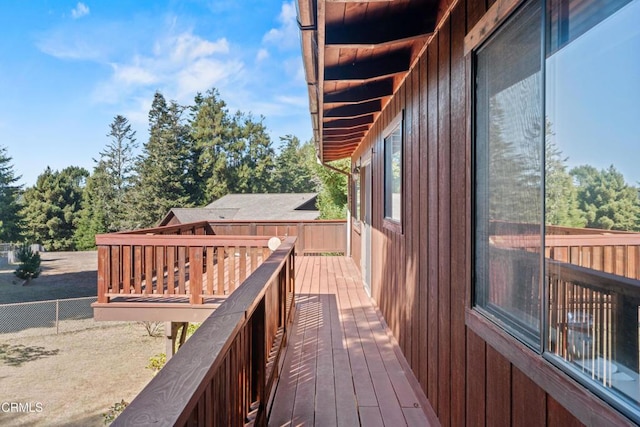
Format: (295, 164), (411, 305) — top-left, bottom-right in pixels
(349, 0), (633, 424)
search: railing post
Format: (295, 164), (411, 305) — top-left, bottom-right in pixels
(252, 298), (266, 426)
(97, 246), (109, 303)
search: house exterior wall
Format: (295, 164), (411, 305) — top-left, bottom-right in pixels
(349, 0), (633, 425)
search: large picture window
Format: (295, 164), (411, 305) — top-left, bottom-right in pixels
(473, 0), (640, 421)
(384, 114), (403, 227)
(474, 0), (543, 348)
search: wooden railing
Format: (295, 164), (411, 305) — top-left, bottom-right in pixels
(491, 231), (640, 281)
(112, 237), (296, 426)
(118, 220), (216, 236)
(207, 220), (347, 255)
(96, 233), (273, 304)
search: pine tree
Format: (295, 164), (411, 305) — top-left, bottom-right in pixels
(21, 166), (88, 250)
(130, 92), (192, 228)
(74, 162), (110, 249)
(0, 146), (23, 242)
(233, 114), (276, 193)
(544, 130), (585, 227)
(189, 89), (231, 203)
(102, 115), (138, 231)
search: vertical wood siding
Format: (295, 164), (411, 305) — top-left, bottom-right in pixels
(348, 0), (594, 424)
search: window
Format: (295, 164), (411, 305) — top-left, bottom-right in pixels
(384, 114), (403, 227)
(474, 0), (543, 348)
(473, 0), (640, 420)
(353, 169), (361, 222)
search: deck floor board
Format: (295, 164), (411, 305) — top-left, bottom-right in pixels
(269, 256), (433, 427)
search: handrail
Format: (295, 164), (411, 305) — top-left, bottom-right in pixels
(115, 220), (215, 236)
(547, 259), (640, 298)
(207, 219), (347, 255)
(112, 237), (296, 426)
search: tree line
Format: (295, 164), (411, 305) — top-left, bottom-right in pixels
(487, 109), (640, 231)
(0, 88), (348, 251)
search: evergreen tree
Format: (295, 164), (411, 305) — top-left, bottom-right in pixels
(544, 132), (585, 227)
(130, 92), (192, 228)
(0, 146), (23, 242)
(275, 136), (317, 193)
(487, 99), (541, 224)
(189, 89), (231, 204)
(74, 162), (110, 249)
(232, 114), (276, 193)
(571, 164), (640, 231)
(102, 115), (138, 231)
(21, 166), (88, 250)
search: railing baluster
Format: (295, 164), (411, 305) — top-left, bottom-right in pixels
(189, 247), (203, 304)
(178, 246), (186, 294)
(144, 246), (154, 294)
(122, 245), (132, 293)
(167, 246), (176, 294)
(206, 246), (214, 295)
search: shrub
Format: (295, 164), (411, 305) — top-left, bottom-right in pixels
(13, 244), (41, 281)
(139, 321), (163, 337)
(146, 353), (166, 375)
(102, 399), (128, 425)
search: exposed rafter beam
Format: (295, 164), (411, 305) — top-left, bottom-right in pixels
(324, 99), (381, 119)
(324, 49), (411, 81)
(322, 138), (362, 147)
(323, 115), (373, 129)
(325, 5), (436, 45)
(323, 132), (365, 141)
(323, 126), (370, 137)
(324, 79), (394, 104)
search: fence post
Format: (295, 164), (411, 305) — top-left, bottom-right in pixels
(55, 299), (60, 334)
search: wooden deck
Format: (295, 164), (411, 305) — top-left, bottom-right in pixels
(269, 256), (436, 426)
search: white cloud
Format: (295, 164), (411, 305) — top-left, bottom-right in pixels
(71, 2), (90, 19)
(37, 36), (103, 60)
(256, 48), (269, 62)
(262, 1), (299, 50)
(92, 29), (243, 106)
(176, 58), (244, 101)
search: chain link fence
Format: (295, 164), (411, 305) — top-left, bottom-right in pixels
(0, 296), (99, 336)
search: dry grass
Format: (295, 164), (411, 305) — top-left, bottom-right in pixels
(0, 322), (165, 426)
(0, 251), (165, 426)
(0, 252), (97, 304)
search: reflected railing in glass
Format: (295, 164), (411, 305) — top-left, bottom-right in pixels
(547, 257), (640, 410)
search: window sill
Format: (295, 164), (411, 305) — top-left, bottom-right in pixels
(382, 218), (402, 234)
(465, 308), (634, 426)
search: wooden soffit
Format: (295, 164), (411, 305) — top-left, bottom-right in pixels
(297, 0), (438, 162)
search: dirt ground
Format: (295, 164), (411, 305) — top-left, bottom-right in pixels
(0, 252), (97, 304)
(0, 251), (165, 426)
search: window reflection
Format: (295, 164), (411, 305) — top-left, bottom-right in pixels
(545, 0), (640, 414)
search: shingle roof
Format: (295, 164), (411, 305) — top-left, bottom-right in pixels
(160, 193), (319, 225)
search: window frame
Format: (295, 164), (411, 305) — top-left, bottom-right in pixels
(382, 112), (404, 233)
(466, 0), (640, 423)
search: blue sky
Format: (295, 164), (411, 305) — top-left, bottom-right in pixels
(0, 1), (312, 186)
(546, 0), (640, 185)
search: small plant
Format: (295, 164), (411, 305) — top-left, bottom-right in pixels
(146, 353), (166, 375)
(102, 399), (128, 425)
(139, 321), (163, 337)
(13, 244), (41, 282)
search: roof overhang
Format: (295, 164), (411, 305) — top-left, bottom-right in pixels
(297, 0), (438, 162)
